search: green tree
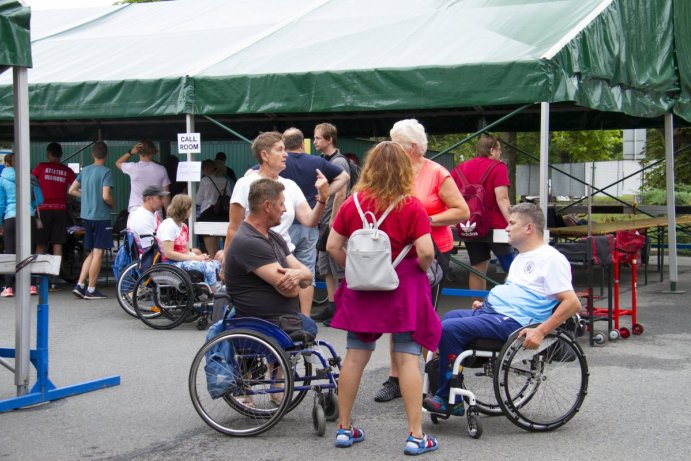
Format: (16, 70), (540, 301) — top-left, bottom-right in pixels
(640, 127), (691, 195)
(428, 130), (623, 165)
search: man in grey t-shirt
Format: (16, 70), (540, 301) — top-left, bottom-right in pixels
(312, 123), (351, 325)
(226, 178), (318, 336)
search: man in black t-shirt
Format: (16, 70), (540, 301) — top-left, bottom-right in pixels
(225, 178), (318, 335)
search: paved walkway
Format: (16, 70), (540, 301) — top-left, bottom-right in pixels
(1, 259), (690, 460)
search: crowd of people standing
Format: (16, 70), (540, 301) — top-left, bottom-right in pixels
(1, 121), (546, 457)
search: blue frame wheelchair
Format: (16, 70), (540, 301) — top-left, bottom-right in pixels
(188, 305), (341, 437)
(423, 316), (589, 438)
(115, 231), (217, 330)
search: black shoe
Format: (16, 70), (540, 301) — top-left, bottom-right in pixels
(374, 377), (401, 402)
(311, 306), (333, 322)
(323, 318), (332, 327)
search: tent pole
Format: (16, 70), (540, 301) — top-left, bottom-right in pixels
(427, 104), (533, 161)
(201, 115), (252, 145)
(539, 102), (550, 226)
(186, 114), (197, 246)
(13, 67), (31, 396)
(663, 113), (683, 293)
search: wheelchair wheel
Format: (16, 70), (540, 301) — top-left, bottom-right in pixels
(323, 391), (339, 421)
(461, 358), (503, 416)
(188, 329), (293, 437)
(284, 350), (313, 414)
(494, 330), (589, 432)
(59, 234), (83, 284)
(116, 262), (140, 318)
(133, 264), (193, 330)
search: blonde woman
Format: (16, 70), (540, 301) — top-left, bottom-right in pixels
(326, 141), (441, 455)
(156, 194), (222, 292)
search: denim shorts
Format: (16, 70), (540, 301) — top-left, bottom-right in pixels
(288, 222), (319, 274)
(346, 331), (421, 355)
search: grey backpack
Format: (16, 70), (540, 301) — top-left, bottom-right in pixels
(345, 193), (412, 291)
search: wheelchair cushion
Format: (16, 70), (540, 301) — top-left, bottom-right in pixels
(466, 337), (505, 352)
(287, 330), (316, 345)
(189, 270), (205, 283)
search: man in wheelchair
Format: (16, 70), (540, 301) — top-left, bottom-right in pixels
(225, 178), (318, 339)
(423, 202), (581, 416)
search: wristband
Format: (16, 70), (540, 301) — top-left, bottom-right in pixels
(317, 198), (327, 205)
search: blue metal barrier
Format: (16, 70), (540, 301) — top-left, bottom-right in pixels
(0, 276), (120, 412)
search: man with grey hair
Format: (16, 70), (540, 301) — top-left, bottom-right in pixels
(423, 202), (581, 416)
(225, 178), (318, 336)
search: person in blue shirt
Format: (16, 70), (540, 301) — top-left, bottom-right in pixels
(0, 153), (44, 297)
(248, 128), (349, 315)
(423, 202), (581, 416)
(68, 141), (114, 300)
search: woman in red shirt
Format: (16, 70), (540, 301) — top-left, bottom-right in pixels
(326, 141), (441, 455)
(372, 119), (470, 404)
(457, 134), (515, 291)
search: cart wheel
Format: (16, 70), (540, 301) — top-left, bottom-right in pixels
(312, 403), (326, 436)
(467, 414), (482, 439)
(430, 413), (440, 424)
(632, 324), (644, 335)
(196, 317), (208, 330)
(619, 327), (631, 339)
(593, 332), (606, 345)
(609, 329), (620, 341)
(323, 392), (339, 422)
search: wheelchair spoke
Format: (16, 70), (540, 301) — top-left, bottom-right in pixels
(189, 330), (293, 436)
(495, 332), (589, 432)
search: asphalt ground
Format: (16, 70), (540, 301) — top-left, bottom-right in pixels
(1, 255), (690, 460)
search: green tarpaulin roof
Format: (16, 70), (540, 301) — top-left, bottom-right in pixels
(0, 0), (31, 70)
(0, 0), (689, 140)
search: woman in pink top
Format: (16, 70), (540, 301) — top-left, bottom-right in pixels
(326, 141), (442, 455)
(373, 119), (469, 404)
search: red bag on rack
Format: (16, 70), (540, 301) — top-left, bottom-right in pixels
(615, 230), (645, 263)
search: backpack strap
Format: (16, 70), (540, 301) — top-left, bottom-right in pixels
(353, 192), (398, 230)
(353, 193), (412, 267)
(478, 161), (500, 186)
(392, 243), (414, 268)
(452, 160), (500, 188)
(208, 176), (222, 195)
(451, 164), (469, 187)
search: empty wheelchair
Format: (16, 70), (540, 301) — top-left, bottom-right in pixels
(188, 311), (341, 437)
(131, 263), (216, 330)
(423, 316), (588, 438)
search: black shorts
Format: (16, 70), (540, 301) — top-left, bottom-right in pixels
(198, 206), (226, 223)
(465, 240), (514, 266)
(36, 209), (69, 246)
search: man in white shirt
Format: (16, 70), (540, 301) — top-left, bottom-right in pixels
(423, 202), (581, 416)
(127, 185), (168, 250)
(115, 140), (171, 212)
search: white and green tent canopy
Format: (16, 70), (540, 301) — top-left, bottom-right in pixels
(0, 0), (689, 140)
(0, 0), (31, 70)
